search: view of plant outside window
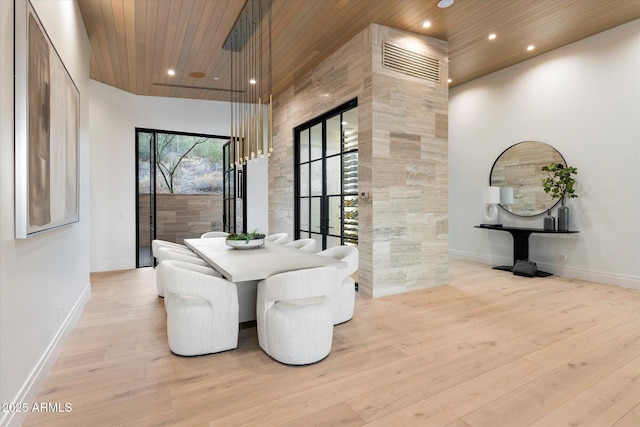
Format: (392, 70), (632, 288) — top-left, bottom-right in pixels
(138, 132), (225, 194)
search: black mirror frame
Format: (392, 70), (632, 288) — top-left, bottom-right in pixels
(489, 141), (567, 217)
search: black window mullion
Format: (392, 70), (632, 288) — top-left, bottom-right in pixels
(340, 112), (345, 245)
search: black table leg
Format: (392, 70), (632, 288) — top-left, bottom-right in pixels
(492, 229), (553, 277)
(510, 229), (532, 262)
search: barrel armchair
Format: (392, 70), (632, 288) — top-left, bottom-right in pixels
(264, 233), (290, 245)
(152, 239), (192, 254)
(284, 238), (316, 253)
(152, 239), (196, 266)
(256, 266), (336, 365)
(200, 231), (229, 238)
(318, 245), (359, 324)
(155, 246), (220, 298)
(158, 260), (239, 356)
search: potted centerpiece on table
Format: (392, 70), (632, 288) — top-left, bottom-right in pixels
(541, 163), (578, 231)
(225, 230), (266, 249)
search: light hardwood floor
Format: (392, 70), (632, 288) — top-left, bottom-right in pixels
(24, 261), (640, 426)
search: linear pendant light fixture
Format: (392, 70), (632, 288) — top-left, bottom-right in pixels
(224, 0), (273, 168)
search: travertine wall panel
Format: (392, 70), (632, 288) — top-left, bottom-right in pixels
(139, 194), (223, 245)
(270, 23), (448, 297)
(370, 25), (449, 296)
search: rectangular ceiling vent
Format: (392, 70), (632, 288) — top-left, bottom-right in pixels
(382, 42), (440, 82)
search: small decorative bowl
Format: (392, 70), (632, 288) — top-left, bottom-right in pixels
(225, 238), (265, 250)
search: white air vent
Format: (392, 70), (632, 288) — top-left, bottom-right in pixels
(382, 42), (440, 82)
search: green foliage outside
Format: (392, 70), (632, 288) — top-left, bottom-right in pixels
(138, 131), (227, 194)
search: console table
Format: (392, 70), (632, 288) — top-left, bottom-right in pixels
(475, 225), (579, 277)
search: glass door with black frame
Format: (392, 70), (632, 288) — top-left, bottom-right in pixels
(136, 131), (155, 267)
(136, 129), (234, 267)
(295, 99), (358, 251)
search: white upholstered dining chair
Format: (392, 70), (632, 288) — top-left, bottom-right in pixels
(200, 231), (229, 238)
(151, 239), (197, 267)
(152, 239), (189, 252)
(256, 266), (336, 365)
(155, 246), (220, 298)
(152, 238), (193, 255)
(284, 238), (316, 253)
(264, 233), (290, 245)
(158, 260), (239, 356)
(318, 245), (359, 324)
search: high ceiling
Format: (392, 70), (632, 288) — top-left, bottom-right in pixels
(77, 0), (640, 102)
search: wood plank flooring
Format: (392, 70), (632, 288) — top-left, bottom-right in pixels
(24, 261), (640, 426)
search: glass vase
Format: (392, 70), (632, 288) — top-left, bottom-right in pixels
(543, 209), (555, 231)
(557, 198), (569, 231)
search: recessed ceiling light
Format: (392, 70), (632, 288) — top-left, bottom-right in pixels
(422, 21), (431, 29)
(437, 0), (454, 8)
(527, 45), (535, 51)
(488, 33), (496, 40)
(447, 78), (452, 83)
(167, 69), (175, 76)
(249, 78), (256, 85)
(213, 77), (219, 81)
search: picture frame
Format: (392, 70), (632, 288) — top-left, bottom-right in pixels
(14, 0), (80, 238)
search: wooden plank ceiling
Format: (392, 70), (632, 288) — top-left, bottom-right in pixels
(78, 0), (640, 102)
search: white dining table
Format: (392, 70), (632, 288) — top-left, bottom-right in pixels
(184, 237), (346, 323)
(184, 237), (346, 283)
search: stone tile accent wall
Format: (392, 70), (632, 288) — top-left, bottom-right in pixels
(270, 23), (448, 297)
(139, 194), (223, 245)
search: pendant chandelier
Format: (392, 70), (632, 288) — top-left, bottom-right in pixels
(225, 0), (273, 168)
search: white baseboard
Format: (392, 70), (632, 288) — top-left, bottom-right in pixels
(90, 259), (135, 272)
(449, 249), (511, 266)
(449, 250), (640, 290)
(0, 282), (91, 427)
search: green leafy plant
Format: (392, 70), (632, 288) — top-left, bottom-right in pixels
(541, 163), (578, 200)
(226, 229), (266, 244)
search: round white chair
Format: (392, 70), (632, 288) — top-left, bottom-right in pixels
(318, 245), (359, 324)
(158, 260), (239, 356)
(155, 247), (220, 298)
(264, 233), (290, 245)
(257, 266), (336, 365)
(284, 238), (316, 253)
(200, 231), (229, 238)
(152, 239), (195, 266)
(152, 239), (190, 253)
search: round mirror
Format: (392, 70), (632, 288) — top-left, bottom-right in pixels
(490, 141), (566, 217)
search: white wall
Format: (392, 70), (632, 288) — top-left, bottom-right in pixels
(449, 20), (640, 288)
(90, 81), (268, 272)
(245, 156), (269, 234)
(0, 1), (91, 425)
